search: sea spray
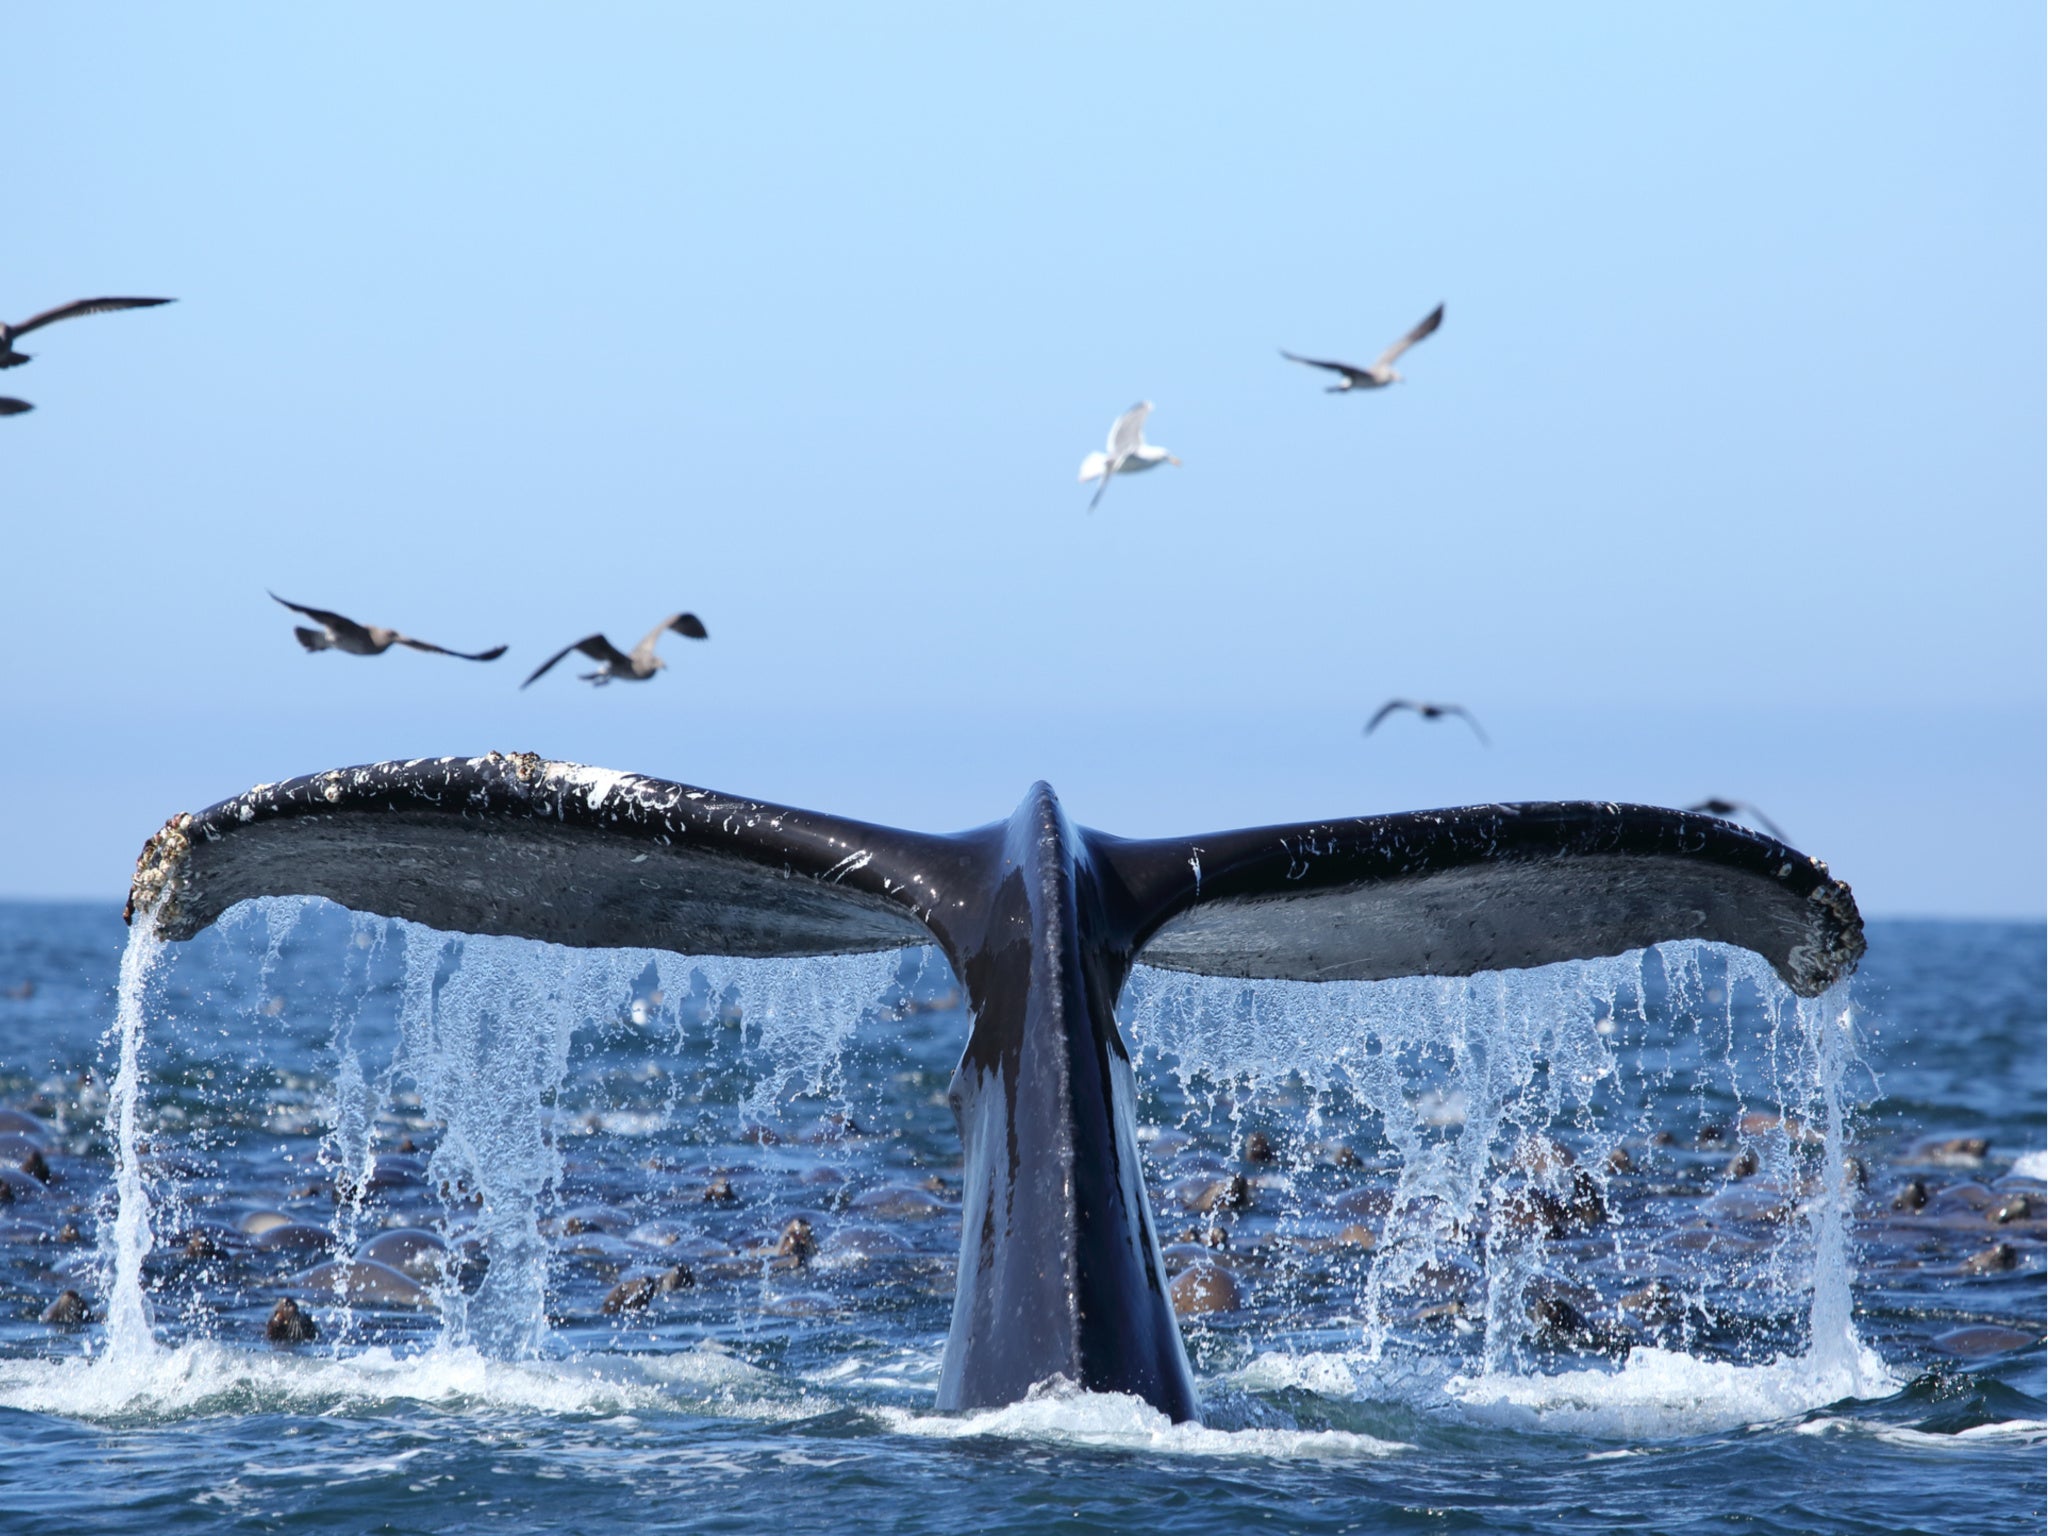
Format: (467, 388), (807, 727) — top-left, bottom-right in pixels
(1795, 980), (1868, 1386)
(392, 923), (648, 1357)
(373, 926), (895, 1355)
(99, 911), (167, 1362)
(708, 951), (903, 1125)
(1121, 940), (1873, 1379)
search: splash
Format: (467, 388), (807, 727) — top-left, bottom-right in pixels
(1122, 941), (1880, 1392)
(0, 1339), (802, 1424)
(98, 914), (168, 1363)
(391, 923), (652, 1357)
(877, 1381), (1411, 1459)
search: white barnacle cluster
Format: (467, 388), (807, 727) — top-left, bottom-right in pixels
(125, 810), (195, 930)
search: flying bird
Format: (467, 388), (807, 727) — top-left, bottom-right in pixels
(1281, 303), (1444, 392)
(1078, 401), (1180, 511)
(270, 593), (507, 662)
(522, 612), (709, 688)
(0, 399), (31, 416)
(0, 298), (175, 370)
(1687, 799), (1790, 844)
(1365, 698), (1490, 746)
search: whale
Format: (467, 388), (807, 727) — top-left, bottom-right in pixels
(125, 751), (1865, 1422)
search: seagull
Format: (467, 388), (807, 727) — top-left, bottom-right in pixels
(1365, 698), (1490, 746)
(0, 298), (175, 370)
(1281, 303), (1444, 392)
(270, 593), (507, 662)
(1687, 799), (1790, 844)
(1078, 401), (1180, 511)
(0, 399), (31, 416)
(522, 612), (709, 688)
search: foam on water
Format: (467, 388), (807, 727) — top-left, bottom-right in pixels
(1442, 1343), (1898, 1437)
(0, 1339), (802, 1425)
(1805, 1417), (2048, 1450)
(2009, 1150), (2048, 1181)
(877, 1382), (1411, 1459)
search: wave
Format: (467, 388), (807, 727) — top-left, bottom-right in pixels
(0, 1339), (808, 1425)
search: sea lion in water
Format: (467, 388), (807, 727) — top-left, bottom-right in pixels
(775, 1218), (818, 1267)
(1169, 1263), (1242, 1316)
(294, 1257), (435, 1308)
(40, 1290), (90, 1326)
(267, 1297), (318, 1343)
(125, 754), (1865, 1424)
(357, 1228), (449, 1283)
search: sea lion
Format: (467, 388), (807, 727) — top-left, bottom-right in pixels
(294, 1257), (435, 1308)
(266, 1297), (318, 1343)
(40, 1290), (90, 1325)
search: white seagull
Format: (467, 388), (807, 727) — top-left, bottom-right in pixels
(1281, 303), (1444, 392)
(1078, 401), (1180, 511)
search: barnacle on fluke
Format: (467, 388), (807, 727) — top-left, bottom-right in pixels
(124, 753), (1863, 1423)
(124, 810), (195, 929)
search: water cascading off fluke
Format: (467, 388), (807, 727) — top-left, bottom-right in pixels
(119, 752), (1864, 1420)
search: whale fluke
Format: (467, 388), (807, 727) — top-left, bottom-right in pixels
(127, 754), (1863, 1422)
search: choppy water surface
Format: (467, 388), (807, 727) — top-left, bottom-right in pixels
(0, 901), (2039, 1535)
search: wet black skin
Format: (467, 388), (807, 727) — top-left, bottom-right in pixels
(129, 754), (1863, 1423)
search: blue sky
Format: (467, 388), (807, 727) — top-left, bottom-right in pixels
(3, 5), (2042, 915)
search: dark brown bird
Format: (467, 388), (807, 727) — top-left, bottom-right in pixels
(0, 398), (31, 416)
(1366, 698), (1489, 746)
(522, 612), (709, 688)
(0, 298), (174, 369)
(1282, 303), (1443, 392)
(1687, 799), (1789, 844)
(271, 593), (507, 662)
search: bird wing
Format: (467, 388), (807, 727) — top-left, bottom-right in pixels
(1106, 401), (1153, 459)
(522, 634), (629, 688)
(12, 297), (175, 337)
(1373, 303), (1444, 370)
(1444, 706), (1491, 747)
(395, 636), (509, 662)
(1691, 800), (1789, 844)
(270, 592), (372, 648)
(1279, 349), (1362, 379)
(630, 613), (706, 666)
(1740, 805), (1790, 844)
(1364, 700), (1415, 735)
(0, 398), (32, 416)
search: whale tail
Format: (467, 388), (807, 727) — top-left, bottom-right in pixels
(127, 755), (1863, 1422)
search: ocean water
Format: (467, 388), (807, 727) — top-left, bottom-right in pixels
(0, 901), (2039, 1535)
